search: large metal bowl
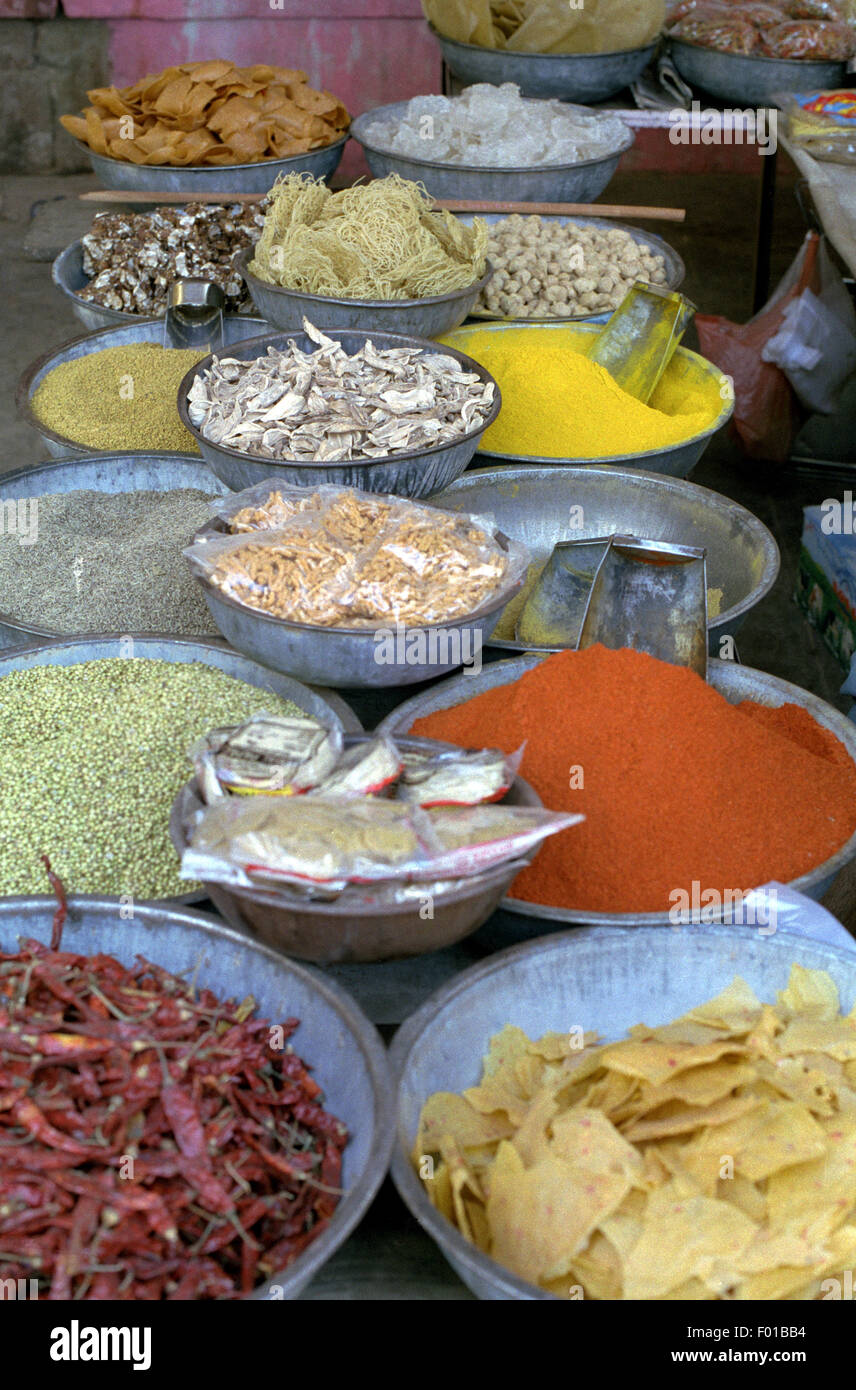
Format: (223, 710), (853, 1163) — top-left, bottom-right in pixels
(460, 213), (684, 323)
(176, 326), (501, 498)
(17, 317), (270, 460)
(52, 240), (260, 333)
(71, 133), (348, 195)
(169, 736), (541, 964)
(0, 895), (392, 1300)
(238, 248), (491, 339)
(432, 26), (659, 102)
(350, 102), (635, 204)
(189, 514), (524, 689)
(667, 38), (846, 106)
(432, 464), (779, 651)
(0, 453), (226, 649)
(444, 320), (734, 477)
(380, 654), (856, 920)
(390, 924), (856, 1299)
(0, 635), (358, 905)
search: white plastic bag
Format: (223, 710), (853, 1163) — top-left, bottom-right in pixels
(762, 239), (856, 413)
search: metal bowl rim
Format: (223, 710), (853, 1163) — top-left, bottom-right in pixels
(350, 102), (635, 174)
(0, 892), (394, 1300)
(430, 23), (660, 61)
(388, 921), (856, 1301)
(0, 453), (226, 644)
(238, 246), (493, 312)
(445, 320), (734, 457)
(176, 326), (502, 469)
(379, 652), (856, 917)
(70, 130), (350, 174)
(667, 35), (849, 70)
(16, 315), (269, 454)
(436, 461), (780, 633)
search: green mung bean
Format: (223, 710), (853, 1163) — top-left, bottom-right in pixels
(0, 658), (303, 899)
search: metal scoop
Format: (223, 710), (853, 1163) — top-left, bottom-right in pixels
(588, 282), (696, 404)
(578, 535), (708, 679)
(515, 539), (607, 649)
(164, 279), (225, 353)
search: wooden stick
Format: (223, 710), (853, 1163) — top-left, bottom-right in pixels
(78, 188), (686, 222)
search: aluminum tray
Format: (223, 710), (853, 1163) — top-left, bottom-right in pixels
(379, 653), (856, 920)
(52, 240), (261, 333)
(390, 925), (856, 1299)
(432, 464), (779, 650)
(668, 38), (846, 106)
(0, 896), (392, 1300)
(350, 102), (634, 204)
(443, 320), (734, 477)
(238, 248), (491, 339)
(432, 27), (659, 102)
(17, 316), (270, 460)
(0, 453), (225, 648)
(458, 212), (684, 322)
(176, 326), (501, 498)
(72, 132), (348, 195)
(169, 736), (541, 964)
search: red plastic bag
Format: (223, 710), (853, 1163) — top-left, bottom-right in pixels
(695, 232), (821, 462)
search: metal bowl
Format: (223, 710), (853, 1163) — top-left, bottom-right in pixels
(71, 133), (348, 195)
(17, 317), (270, 460)
(0, 895), (392, 1299)
(189, 515), (524, 689)
(176, 327), (501, 498)
(444, 320), (734, 478)
(0, 453), (227, 649)
(667, 38), (846, 106)
(432, 26), (659, 102)
(380, 654), (856, 919)
(169, 736), (541, 964)
(350, 102), (634, 205)
(52, 240), (261, 333)
(458, 213), (684, 323)
(431, 464), (779, 651)
(390, 924), (856, 1299)
(238, 248), (492, 340)
(0, 635), (358, 905)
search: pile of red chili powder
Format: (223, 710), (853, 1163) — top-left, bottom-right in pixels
(409, 645), (856, 914)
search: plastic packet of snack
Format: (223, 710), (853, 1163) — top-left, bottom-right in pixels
(191, 712), (342, 798)
(397, 745), (524, 806)
(761, 16), (854, 53)
(310, 737), (403, 797)
(669, 9), (761, 48)
(180, 794), (581, 891)
(778, 88), (856, 160)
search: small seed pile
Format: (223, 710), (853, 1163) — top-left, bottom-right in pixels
(0, 659), (303, 899)
(0, 489), (221, 636)
(31, 344), (204, 452)
(478, 215), (669, 320)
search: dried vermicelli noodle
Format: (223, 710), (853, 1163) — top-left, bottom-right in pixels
(249, 172), (488, 300)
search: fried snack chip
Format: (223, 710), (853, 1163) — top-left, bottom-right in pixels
(60, 61), (349, 168)
(413, 965), (856, 1299)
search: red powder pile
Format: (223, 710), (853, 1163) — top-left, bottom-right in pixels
(409, 646), (856, 914)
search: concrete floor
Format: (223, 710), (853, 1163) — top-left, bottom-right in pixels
(1, 164), (854, 720)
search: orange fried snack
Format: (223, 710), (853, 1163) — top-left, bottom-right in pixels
(60, 60), (349, 168)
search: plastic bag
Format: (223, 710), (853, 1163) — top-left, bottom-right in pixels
(180, 794), (582, 893)
(762, 260), (856, 413)
(397, 745), (524, 806)
(186, 483), (529, 629)
(421, 0), (664, 52)
(695, 231), (823, 462)
(718, 882), (856, 951)
(669, 9), (762, 48)
(761, 16), (855, 52)
(779, 89), (856, 164)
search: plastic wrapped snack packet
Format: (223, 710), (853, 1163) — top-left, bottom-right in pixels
(191, 711), (342, 798)
(310, 737), (403, 798)
(397, 744), (524, 806)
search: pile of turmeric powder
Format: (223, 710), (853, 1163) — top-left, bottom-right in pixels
(442, 324), (726, 459)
